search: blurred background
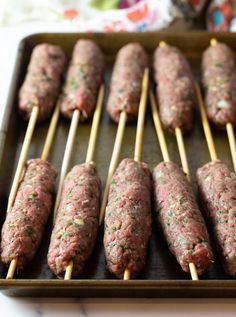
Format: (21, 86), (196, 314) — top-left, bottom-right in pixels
(0, 0), (235, 32)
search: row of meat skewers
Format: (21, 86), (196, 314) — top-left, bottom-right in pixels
(1, 38), (236, 281)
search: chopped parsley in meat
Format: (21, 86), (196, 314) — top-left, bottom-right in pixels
(197, 160), (236, 276)
(104, 158), (152, 279)
(152, 161), (213, 275)
(202, 42), (236, 128)
(47, 162), (100, 278)
(60, 40), (104, 120)
(106, 43), (148, 123)
(1, 159), (57, 269)
(19, 44), (66, 122)
(153, 44), (195, 133)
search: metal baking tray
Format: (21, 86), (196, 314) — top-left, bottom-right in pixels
(0, 32), (236, 297)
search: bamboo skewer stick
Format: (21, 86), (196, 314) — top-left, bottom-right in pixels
(226, 123), (236, 171)
(210, 38), (236, 170)
(53, 109), (80, 221)
(123, 68), (149, 280)
(6, 258), (18, 280)
(98, 110), (127, 225)
(175, 127), (191, 181)
(41, 103), (60, 161)
(149, 91), (170, 162)
(86, 85), (105, 164)
(64, 85), (104, 280)
(7, 106), (39, 212)
(6, 104), (60, 279)
(134, 69), (149, 162)
(64, 260), (74, 281)
(149, 88), (199, 281)
(195, 83), (218, 161)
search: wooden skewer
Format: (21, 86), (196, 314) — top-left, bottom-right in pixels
(6, 258), (18, 280)
(226, 123), (236, 171)
(64, 85), (104, 280)
(150, 88), (199, 280)
(86, 85), (105, 163)
(175, 127), (191, 181)
(6, 104), (60, 279)
(41, 103), (60, 161)
(98, 110), (127, 225)
(64, 260), (74, 281)
(195, 83), (218, 161)
(53, 109), (80, 222)
(7, 106), (39, 212)
(210, 38), (236, 171)
(150, 91), (170, 162)
(134, 69), (149, 162)
(123, 269), (131, 281)
(124, 68), (149, 280)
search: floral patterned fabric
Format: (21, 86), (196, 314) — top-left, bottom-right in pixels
(0, 0), (174, 32)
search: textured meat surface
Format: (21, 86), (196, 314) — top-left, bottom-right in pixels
(48, 162), (101, 277)
(197, 160), (236, 276)
(106, 43), (148, 123)
(19, 43), (66, 121)
(153, 44), (195, 133)
(153, 161), (213, 274)
(104, 158), (152, 278)
(202, 42), (236, 128)
(60, 40), (104, 120)
(1, 159), (57, 269)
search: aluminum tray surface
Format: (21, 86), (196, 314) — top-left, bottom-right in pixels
(0, 32), (236, 297)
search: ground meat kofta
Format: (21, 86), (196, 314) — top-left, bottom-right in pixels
(153, 43), (195, 133)
(19, 43), (66, 121)
(48, 162), (101, 278)
(202, 42), (236, 128)
(1, 159), (57, 269)
(59, 40), (104, 120)
(106, 43), (148, 123)
(197, 160), (236, 276)
(153, 161), (213, 274)
(104, 158), (152, 278)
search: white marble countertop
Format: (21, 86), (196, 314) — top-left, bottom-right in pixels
(1, 24), (236, 316)
(1, 295), (236, 317)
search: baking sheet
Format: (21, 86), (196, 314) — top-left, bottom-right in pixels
(0, 32), (235, 297)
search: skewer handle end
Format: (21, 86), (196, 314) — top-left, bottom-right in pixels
(210, 38), (218, 46)
(64, 260), (73, 280)
(189, 262), (199, 281)
(124, 268), (131, 280)
(6, 258), (18, 279)
(159, 41), (166, 47)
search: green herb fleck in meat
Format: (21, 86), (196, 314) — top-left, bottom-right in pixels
(28, 193), (38, 202)
(67, 220), (73, 226)
(137, 256), (142, 263)
(121, 245), (130, 252)
(7, 224), (16, 229)
(111, 179), (117, 186)
(215, 63), (224, 68)
(179, 196), (186, 205)
(74, 218), (84, 226)
(68, 77), (78, 90)
(25, 227), (34, 236)
(78, 68), (86, 80)
(61, 232), (70, 240)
